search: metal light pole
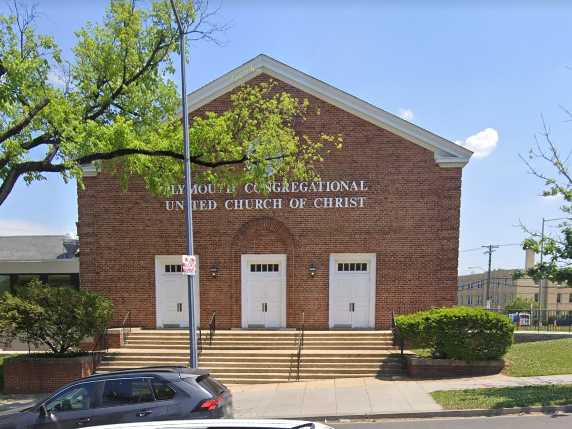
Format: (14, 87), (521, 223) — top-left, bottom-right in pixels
(169, 0), (197, 368)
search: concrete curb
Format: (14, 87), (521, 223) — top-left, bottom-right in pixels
(290, 404), (572, 422)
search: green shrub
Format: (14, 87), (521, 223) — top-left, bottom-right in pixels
(395, 307), (514, 361)
(0, 279), (113, 355)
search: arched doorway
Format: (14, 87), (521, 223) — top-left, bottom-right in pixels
(232, 217), (295, 328)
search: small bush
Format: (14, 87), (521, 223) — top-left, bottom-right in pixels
(395, 307), (514, 361)
(0, 279), (113, 355)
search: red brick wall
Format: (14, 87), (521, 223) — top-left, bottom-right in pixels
(77, 74), (463, 330)
(4, 356), (96, 394)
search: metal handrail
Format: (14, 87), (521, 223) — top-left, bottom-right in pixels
(198, 312), (216, 356)
(295, 312), (305, 381)
(391, 311), (404, 357)
(208, 311), (216, 346)
(121, 310), (131, 335)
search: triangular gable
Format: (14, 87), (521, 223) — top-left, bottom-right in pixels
(186, 54), (472, 168)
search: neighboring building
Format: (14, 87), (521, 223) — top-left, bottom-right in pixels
(77, 54), (472, 330)
(458, 249), (572, 312)
(0, 235), (79, 352)
(0, 235), (79, 294)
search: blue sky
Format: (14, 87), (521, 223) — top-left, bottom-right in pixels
(1, 0), (571, 274)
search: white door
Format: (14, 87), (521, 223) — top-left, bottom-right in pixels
(155, 255), (199, 328)
(329, 254), (376, 328)
(241, 254), (287, 328)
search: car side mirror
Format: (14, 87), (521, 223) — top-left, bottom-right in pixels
(39, 405), (48, 417)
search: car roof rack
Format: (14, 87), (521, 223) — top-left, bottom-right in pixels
(86, 366), (202, 379)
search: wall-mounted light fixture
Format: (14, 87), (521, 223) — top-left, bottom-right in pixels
(309, 263), (317, 278)
(209, 266), (218, 278)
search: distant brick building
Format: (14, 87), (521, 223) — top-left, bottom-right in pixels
(458, 249), (572, 312)
(77, 55), (472, 330)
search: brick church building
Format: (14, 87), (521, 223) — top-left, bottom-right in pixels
(77, 55), (472, 330)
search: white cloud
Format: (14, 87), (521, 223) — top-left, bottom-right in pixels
(47, 69), (66, 88)
(0, 219), (64, 236)
(456, 128), (499, 159)
(398, 108), (414, 121)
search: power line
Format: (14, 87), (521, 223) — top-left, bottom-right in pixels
(461, 243), (521, 253)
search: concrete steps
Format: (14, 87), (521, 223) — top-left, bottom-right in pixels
(97, 329), (404, 383)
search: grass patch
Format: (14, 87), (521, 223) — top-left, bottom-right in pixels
(412, 348), (432, 358)
(432, 384), (572, 410)
(504, 338), (572, 377)
(414, 339), (572, 377)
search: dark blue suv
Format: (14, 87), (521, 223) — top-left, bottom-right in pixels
(0, 367), (232, 428)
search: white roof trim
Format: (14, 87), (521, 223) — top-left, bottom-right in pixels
(186, 54), (472, 168)
(81, 163), (99, 177)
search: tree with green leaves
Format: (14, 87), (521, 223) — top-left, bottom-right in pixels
(0, 0), (340, 206)
(504, 296), (538, 312)
(0, 279), (113, 355)
(518, 118), (572, 286)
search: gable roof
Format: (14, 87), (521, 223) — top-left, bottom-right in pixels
(186, 54), (472, 168)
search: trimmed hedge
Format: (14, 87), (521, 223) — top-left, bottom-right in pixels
(395, 307), (514, 361)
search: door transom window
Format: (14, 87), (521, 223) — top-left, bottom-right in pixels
(337, 262), (368, 272)
(165, 264), (182, 273)
(250, 263), (279, 273)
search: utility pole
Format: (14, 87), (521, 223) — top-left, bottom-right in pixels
(482, 244), (499, 309)
(169, 0), (198, 369)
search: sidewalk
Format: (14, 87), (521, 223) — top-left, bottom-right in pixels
(2, 373), (572, 417)
(230, 373), (572, 419)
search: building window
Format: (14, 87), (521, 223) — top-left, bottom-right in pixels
(47, 274), (76, 289)
(13, 274), (40, 288)
(468, 296), (473, 305)
(250, 263), (279, 273)
(569, 294), (572, 303)
(5, 274), (79, 291)
(557, 293), (562, 304)
(165, 264), (182, 273)
(534, 293), (539, 302)
(0, 275), (9, 295)
(337, 262), (368, 272)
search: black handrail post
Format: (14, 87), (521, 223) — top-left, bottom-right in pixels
(296, 311), (305, 382)
(209, 311), (216, 346)
(391, 311), (404, 358)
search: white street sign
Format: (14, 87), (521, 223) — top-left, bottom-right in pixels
(182, 255), (196, 276)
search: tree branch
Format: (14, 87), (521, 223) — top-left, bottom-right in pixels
(84, 33), (173, 121)
(0, 98), (49, 143)
(0, 145), (285, 206)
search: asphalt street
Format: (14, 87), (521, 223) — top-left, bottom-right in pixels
(331, 414), (572, 429)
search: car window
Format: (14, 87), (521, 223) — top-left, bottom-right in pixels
(45, 382), (97, 413)
(151, 379), (176, 400)
(101, 378), (155, 406)
(196, 375), (226, 396)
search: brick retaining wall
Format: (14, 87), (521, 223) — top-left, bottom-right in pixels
(3, 355), (99, 394)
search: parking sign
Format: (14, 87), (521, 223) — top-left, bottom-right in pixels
(182, 255), (196, 276)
